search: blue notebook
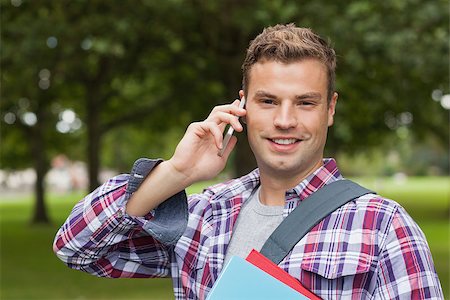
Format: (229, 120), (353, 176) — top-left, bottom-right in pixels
(206, 256), (308, 300)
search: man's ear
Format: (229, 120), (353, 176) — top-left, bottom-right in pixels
(327, 92), (338, 127)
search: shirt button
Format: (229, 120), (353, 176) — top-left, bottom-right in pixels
(116, 209), (124, 218)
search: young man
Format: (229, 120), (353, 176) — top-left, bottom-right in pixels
(54, 24), (443, 299)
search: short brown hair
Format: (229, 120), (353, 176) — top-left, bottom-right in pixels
(242, 24), (336, 103)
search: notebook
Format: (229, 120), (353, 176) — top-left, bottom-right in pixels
(246, 249), (321, 300)
(206, 255), (309, 300)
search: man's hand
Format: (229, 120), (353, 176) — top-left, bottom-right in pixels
(168, 99), (246, 185)
(126, 99), (246, 216)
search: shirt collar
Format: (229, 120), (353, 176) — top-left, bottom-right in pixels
(209, 158), (342, 207)
(288, 158), (343, 201)
(208, 168), (260, 205)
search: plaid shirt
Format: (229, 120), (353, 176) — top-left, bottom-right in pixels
(54, 158), (443, 299)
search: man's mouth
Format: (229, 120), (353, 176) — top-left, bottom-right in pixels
(270, 138), (300, 145)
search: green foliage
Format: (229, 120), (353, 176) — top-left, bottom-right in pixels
(329, 0), (449, 153)
(2, 0), (448, 171)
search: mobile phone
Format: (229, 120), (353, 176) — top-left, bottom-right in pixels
(218, 97), (246, 157)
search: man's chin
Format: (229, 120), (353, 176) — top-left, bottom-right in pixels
(260, 160), (301, 176)
(258, 155), (323, 180)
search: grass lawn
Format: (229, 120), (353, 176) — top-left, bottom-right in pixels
(1, 176), (448, 299)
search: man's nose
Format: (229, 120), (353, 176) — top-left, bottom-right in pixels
(273, 104), (297, 129)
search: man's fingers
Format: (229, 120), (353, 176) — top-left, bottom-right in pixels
(189, 99), (246, 152)
(210, 99), (240, 114)
(207, 101), (246, 133)
(208, 100), (246, 121)
(197, 121), (224, 150)
(210, 111), (244, 132)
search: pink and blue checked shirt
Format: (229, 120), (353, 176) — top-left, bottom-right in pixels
(53, 158), (443, 299)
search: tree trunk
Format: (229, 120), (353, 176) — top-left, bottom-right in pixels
(30, 105), (50, 224)
(31, 154), (50, 224)
(87, 94), (101, 192)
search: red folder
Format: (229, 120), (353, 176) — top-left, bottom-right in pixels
(246, 249), (321, 300)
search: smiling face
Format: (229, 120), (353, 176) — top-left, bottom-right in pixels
(242, 59), (338, 182)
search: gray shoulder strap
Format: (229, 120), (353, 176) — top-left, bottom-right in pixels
(259, 179), (374, 265)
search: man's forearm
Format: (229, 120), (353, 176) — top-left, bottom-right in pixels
(126, 160), (191, 217)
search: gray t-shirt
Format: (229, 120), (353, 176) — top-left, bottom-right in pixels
(223, 186), (284, 266)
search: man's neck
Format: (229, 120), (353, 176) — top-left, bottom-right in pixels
(258, 183), (289, 206)
(258, 160), (324, 206)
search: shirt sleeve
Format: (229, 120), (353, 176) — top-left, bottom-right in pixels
(53, 158), (189, 278)
(375, 206), (444, 299)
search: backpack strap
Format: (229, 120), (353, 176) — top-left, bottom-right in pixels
(259, 179), (374, 265)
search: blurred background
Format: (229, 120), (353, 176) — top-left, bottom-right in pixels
(1, 0), (449, 299)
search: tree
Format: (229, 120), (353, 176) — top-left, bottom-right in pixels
(326, 0), (449, 155)
(1, 1), (77, 223)
(1, 0), (181, 221)
(2, 0), (448, 225)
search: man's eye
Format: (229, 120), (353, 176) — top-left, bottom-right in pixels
(262, 99), (274, 104)
(299, 100), (314, 106)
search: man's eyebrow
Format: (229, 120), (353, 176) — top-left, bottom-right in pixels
(296, 92), (322, 100)
(254, 91), (322, 100)
(254, 90), (278, 99)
